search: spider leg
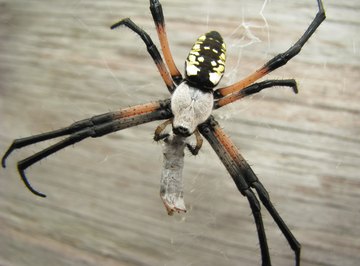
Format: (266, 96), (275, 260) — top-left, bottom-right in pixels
(149, 0), (183, 85)
(154, 119), (203, 155)
(186, 129), (203, 156)
(154, 118), (172, 141)
(2, 99), (172, 197)
(214, 79), (297, 109)
(215, 0), (325, 98)
(251, 182), (301, 266)
(199, 116), (271, 266)
(199, 116), (301, 266)
(111, 18), (175, 92)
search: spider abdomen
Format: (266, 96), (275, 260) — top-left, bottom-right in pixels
(185, 31), (226, 89)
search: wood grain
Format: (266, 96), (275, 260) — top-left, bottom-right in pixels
(1, 0), (359, 265)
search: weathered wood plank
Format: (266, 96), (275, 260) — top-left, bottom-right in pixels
(1, 0), (359, 265)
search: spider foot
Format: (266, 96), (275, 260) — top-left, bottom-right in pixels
(1, 146), (12, 168)
(17, 163), (46, 198)
(154, 133), (169, 142)
(186, 129), (203, 156)
(2, 140), (24, 168)
(110, 18), (130, 30)
(186, 143), (200, 156)
(154, 119), (172, 142)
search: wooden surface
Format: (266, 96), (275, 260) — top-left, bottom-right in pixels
(1, 0), (359, 265)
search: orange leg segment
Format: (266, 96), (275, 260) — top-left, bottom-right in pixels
(215, 68), (269, 98)
(199, 116), (301, 265)
(214, 79), (298, 109)
(215, 0), (325, 100)
(111, 18), (175, 92)
(2, 99), (173, 197)
(150, 0), (182, 85)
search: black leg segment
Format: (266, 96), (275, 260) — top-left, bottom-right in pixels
(199, 116), (302, 266)
(199, 117), (272, 266)
(111, 18), (176, 92)
(2, 112), (115, 168)
(149, 0), (183, 84)
(213, 0), (325, 99)
(264, 0), (326, 72)
(214, 79), (298, 109)
(3, 99), (172, 197)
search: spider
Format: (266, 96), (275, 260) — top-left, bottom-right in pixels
(2, 0), (325, 265)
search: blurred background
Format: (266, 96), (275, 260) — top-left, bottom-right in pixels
(0, 0), (359, 265)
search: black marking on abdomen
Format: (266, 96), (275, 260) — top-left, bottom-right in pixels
(185, 31), (226, 90)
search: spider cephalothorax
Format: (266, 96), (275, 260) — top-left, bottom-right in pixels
(2, 0), (325, 265)
(171, 82), (213, 136)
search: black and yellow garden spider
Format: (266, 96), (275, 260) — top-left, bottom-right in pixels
(2, 0), (325, 265)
